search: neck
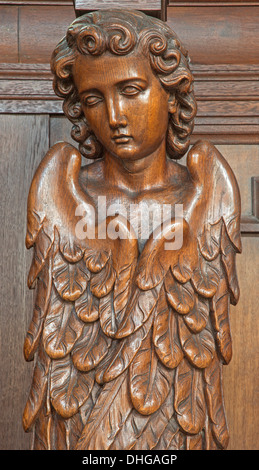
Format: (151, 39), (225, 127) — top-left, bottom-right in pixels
(103, 141), (168, 194)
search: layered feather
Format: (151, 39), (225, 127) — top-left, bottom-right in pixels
(24, 140), (241, 450)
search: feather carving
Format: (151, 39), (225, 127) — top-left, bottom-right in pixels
(23, 344), (50, 432)
(204, 355), (229, 449)
(74, 283), (99, 322)
(174, 358), (206, 435)
(43, 288), (84, 359)
(72, 322), (111, 371)
(152, 285), (183, 368)
(178, 315), (215, 369)
(129, 330), (174, 415)
(50, 355), (95, 419)
(24, 260), (52, 361)
(164, 272), (194, 314)
(24, 139), (241, 450)
(75, 372), (131, 450)
(53, 252), (90, 302)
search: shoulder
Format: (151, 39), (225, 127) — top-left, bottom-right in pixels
(187, 139), (222, 176)
(187, 140), (241, 252)
(41, 141), (80, 164)
(30, 142), (81, 188)
(27, 142), (83, 246)
(187, 140), (240, 194)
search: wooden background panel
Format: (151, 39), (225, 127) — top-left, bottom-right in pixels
(50, 114), (75, 148)
(0, 3), (259, 65)
(3, 1), (72, 3)
(75, 0), (162, 8)
(167, 6), (259, 64)
(224, 236), (259, 450)
(0, 0), (258, 451)
(216, 144), (259, 216)
(0, 6), (18, 62)
(19, 5), (75, 63)
(0, 114), (49, 450)
(168, 1), (259, 4)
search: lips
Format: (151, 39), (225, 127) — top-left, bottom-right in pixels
(112, 134), (132, 144)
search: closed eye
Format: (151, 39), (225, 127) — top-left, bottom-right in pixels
(120, 84), (144, 96)
(82, 94), (103, 107)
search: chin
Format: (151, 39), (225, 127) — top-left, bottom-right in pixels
(112, 146), (156, 161)
(110, 148), (143, 161)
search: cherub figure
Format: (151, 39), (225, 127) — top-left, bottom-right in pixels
(23, 10), (241, 450)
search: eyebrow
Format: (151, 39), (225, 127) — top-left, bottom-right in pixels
(79, 77), (148, 97)
(116, 77), (148, 86)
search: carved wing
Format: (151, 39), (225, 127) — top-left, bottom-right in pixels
(75, 141), (241, 451)
(22, 142), (139, 449)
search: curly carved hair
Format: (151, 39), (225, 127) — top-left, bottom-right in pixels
(51, 9), (197, 160)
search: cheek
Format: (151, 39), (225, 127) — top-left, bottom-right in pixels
(145, 96), (169, 139)
(82, 107), (109, 138)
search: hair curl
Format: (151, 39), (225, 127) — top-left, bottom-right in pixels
(51, 10), (197, 160)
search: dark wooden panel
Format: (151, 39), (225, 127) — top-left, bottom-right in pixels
(1, 1), (72, 3)
(73, 0), (168, 20)
(224, 235), (259, 450)
(0, 62), (52, 79)
(168, 1), (259, 6)
(198, 101), (259, 116)
(50, 114), (75, 148)
(19, 5), (75, 63)
(169, 1), (259, 4)
(74, 0), (161, 8)
(216, 144), (259, 216)
(0, 4), (258, 65)
(1, 64), (258, 149)
(0, 114), (49, 450)
(167, 6), (259, 64)
(0, 6), (18, 62)
(0, 100), (62, 113)
(0, 79), (54, 99)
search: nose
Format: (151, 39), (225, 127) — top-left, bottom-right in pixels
(106, 94), (127, 129)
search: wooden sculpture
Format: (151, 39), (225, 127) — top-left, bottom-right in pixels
(23, 10), (241, 450)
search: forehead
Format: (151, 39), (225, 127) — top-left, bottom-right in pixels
(73, 51), (154, 92)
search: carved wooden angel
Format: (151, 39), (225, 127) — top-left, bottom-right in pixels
(23, 10), (241, 450)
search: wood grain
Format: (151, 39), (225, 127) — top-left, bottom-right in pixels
(0, 6), (18, 63)
(216, 145), (259, 216)
(0, 100), (62, 114)
(19, 6), (75, 63)
(0, 114), (49, 449)
(0, 4), (258, 65)
(0, 63), (258, 150)
(224, 236), (259, 450)
(169, 1), (259, 4)
(21, 10), (241, 450)
(74, 0), (162, 8)
(0, 1), (72, 3)
(167, 6), (259, 64)
(0, 1), (257, 452)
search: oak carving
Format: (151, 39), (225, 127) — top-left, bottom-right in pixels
(23, 10), (241, 450)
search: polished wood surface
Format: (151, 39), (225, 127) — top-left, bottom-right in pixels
(21, 10), (241, 450)
(0, 0), (258, 451)
(1, 3), (259, 64)
(224, 236), (259, 450)
(73, 0), (168, 20)
(0, 114), (49, 450)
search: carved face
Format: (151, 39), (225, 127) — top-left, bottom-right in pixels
(73, 52), (170, 162)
